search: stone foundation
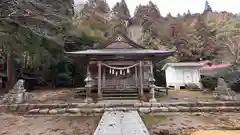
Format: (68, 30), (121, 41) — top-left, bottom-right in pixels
(1, 101), (240, 116)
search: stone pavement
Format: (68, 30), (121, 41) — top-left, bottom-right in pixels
(94, 111), (150, 135)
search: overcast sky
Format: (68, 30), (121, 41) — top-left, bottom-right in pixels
(74, 0), (240, 17)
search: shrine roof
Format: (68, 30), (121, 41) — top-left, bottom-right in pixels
(65, 49), (174, 56)
(96, 33), (146, 49)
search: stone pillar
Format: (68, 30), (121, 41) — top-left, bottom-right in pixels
(84, 64), (93, 103)
(139, 61), (143, 98)
(149, 61), (156, 102)
(98, 61), (102, 99)
(149, 73), (156, 102)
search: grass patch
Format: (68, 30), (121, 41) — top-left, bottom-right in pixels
(142, 115), (167, 128)
(168, 90), (215, 100)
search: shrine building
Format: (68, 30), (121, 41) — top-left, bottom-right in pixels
(65, 33), (174, 101)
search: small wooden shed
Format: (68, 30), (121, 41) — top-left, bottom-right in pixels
(162, 62), (204, 90)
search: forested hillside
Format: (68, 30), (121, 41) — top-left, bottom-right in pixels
(0, 0), (240, 88)
(74, 0), (240, 64)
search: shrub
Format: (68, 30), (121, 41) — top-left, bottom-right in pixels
(55, 73), (72, 87)
(200, 75), (218, 90)
(223, 71), (240, 92)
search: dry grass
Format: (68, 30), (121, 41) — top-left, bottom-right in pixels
(142, 115), (167, 128)
(157, 90), (216, 102)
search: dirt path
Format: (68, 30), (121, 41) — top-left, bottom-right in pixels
(0, 113), (100, 135)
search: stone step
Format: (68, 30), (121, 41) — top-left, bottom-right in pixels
(102, 90), (138, 93)
(102, 96), (139, 100)
(102, 93), (139, 97)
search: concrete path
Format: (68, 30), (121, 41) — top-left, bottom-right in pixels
(94, 111), (150, 135)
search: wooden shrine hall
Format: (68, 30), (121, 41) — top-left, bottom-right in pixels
(66, 33), (174, 101)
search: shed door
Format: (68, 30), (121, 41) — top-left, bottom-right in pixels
(183, 71), (193, 84)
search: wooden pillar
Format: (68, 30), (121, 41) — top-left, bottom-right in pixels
(139, 61), (143, 97)
(103, 67), (106, 88)
(98, 61), (102, 98)
(135, 66), (138, 87)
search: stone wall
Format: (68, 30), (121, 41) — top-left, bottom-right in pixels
(1, 101), (240, 116)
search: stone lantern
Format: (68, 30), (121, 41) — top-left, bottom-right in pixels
(148, 73), (156, 102)
(84, 72), (93, 103)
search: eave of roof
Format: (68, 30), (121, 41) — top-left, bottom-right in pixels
(65, 49), (174, 56)
(162, 62), (204, 70)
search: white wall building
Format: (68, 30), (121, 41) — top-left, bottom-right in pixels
(162, 62), (204, 90)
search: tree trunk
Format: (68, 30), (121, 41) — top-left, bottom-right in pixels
(7, 52), (14, 90)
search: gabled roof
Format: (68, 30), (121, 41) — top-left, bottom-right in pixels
(96, 33), (146, 49)
(162, 62), (204, 70)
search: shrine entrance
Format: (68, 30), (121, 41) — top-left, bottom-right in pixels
(101, 61), (139, 91)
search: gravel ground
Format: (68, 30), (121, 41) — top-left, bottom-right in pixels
(0, 113), (101, 135)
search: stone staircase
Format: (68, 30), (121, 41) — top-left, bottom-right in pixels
(102, 88), (139, 100)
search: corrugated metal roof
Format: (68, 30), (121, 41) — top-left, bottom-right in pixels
(201, 63), (232, 70)
(162, 62), (203, 70)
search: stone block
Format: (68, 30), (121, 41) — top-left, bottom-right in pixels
(57, 104), (69, 108)
(141, 102), (151, 107)
(57, 108), (66, 114)
(92, 108), (104, 113)
(95, 103), (105, 108)
(104, 108), (114, 111)
(39, 109), (49, 114)
(80, 108), (93, 115)
(76, 103), (87, 108)
(150, 107), (161, 113)
(134, 102), (142, 108)
(49, 109), (58, 114)
(220, 107), (236, 112)
(201, 107), (212, 112)
(189, 107), (200, 112)
(8, 104), (19, 112)
(17, 104), (29, 112)
(67, 108), (80, 113)
(28, 109), (40, 114)
(27, 104), (36, 111)
(139, 108), (151, 114)
(103, 103), (112, 108)
(167, 107), (179, 112)
(151, 103), (161, 107)
(158, 107), (169, 112)
(177, 106), (189, 112)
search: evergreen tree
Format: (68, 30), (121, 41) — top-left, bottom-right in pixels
(167, 12), (172, 17)
(204, 0), (213, 12)
(112, 0), (131, 20)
